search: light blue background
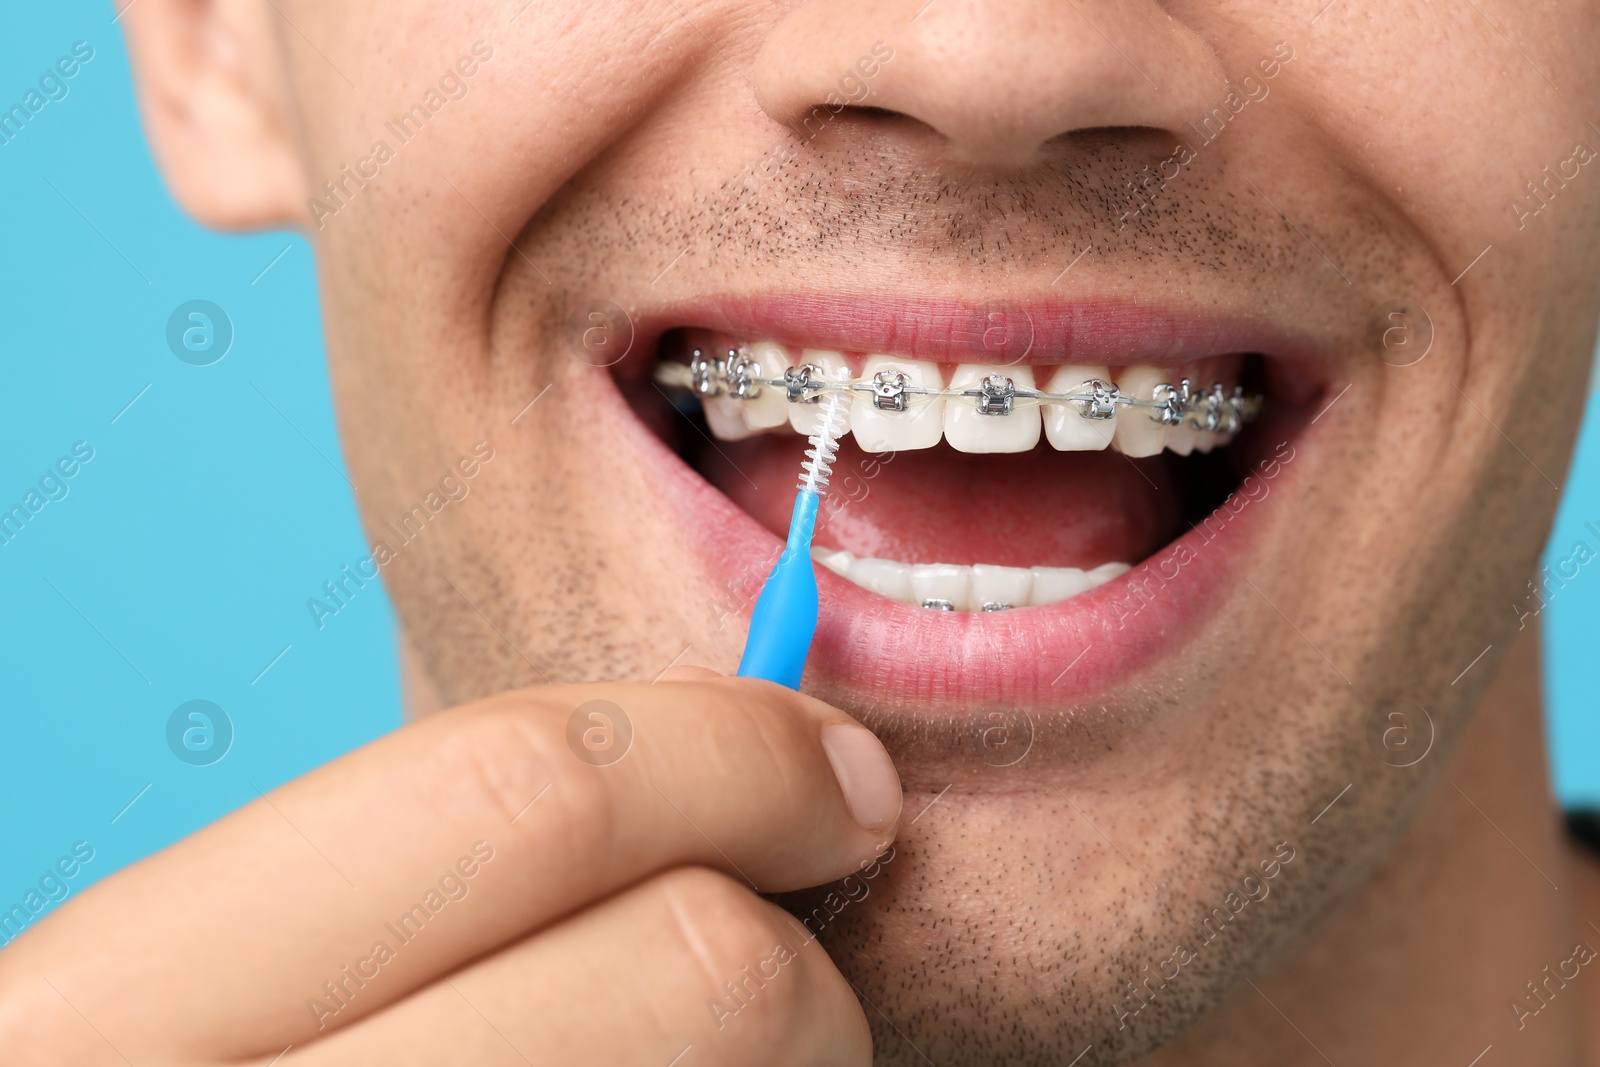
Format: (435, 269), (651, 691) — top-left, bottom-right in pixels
(1, 2), (1595, 934)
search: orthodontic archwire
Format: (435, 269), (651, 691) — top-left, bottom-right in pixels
(656, 346), (1265, 433)
(735, 391), (847, 689)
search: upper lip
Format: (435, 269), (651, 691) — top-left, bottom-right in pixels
(623, 292), (1334, 379)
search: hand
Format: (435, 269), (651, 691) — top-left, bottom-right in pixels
(0, 669), (902, 1065)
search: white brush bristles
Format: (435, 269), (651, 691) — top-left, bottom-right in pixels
(799, 393), (846, 494)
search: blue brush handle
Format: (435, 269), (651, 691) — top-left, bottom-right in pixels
(737, 490), (821, 688)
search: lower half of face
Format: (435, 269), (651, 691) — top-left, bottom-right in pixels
(289, 0), (1600, 1060)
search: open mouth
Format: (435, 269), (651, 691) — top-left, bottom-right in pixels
(612, 297), (1328, 699)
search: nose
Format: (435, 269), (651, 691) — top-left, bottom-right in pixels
(752, 0), (1229, 167)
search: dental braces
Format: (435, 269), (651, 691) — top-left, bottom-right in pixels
(923, 598), (1013, 611)
(657, 347), (1264, 433)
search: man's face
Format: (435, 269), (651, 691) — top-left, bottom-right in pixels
(256, 1), (1597, 1060)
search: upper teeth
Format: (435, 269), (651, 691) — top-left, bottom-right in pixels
(663, 342), (1258, 456)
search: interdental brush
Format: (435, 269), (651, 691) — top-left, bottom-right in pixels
(736, 392), (847, 688)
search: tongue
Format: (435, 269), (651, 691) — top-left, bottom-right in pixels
(703, 434), (1178, 569)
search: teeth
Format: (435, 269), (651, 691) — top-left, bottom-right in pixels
(910, 562), (972, 611)
(1029, 565), (1094, 603)
(1110, 365), (1167, 457)
(702, 394), (759, 441)
(1089, 561), (1132, 583)
(848, 556), (914, 601)
(789, 349), (855, 436)
(815, 548), (855, 577)
(944, 365), (1041, 453)
(1030, 562), (1131, 604)
(812, 548), (1130, 611)
(687, 342), (1249, 457)
(970, 563), (1033, 609)
(742, 342), (797, 430)
(1165, 424), (1201, 456)
(851, 357), (945, 453)
(701, 342), (794, 440)
(1043, 365), (1116, 451)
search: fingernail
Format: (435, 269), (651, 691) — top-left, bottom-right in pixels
(821, 724), (902, 832)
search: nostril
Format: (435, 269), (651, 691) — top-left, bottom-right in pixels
(776, 101), (946, 160)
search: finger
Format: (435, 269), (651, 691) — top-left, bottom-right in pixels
(11, 678), (899, 1059)
(283, 867), (873, 1067)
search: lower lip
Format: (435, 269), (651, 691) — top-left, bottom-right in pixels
(634, 406), (1291, 713)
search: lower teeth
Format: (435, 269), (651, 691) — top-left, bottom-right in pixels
(813, 548), (1130, 611)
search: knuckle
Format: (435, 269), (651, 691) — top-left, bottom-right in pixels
(433, 704), (618, 857)
(652, 868), (870, 1064)
(656, 868), (815, 1042)
(659, 866), (790, 974)
(435, 706), (560, 823)
(687, 684), (815, 803)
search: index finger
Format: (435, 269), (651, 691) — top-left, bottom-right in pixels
(5, 677), (900, 1061)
